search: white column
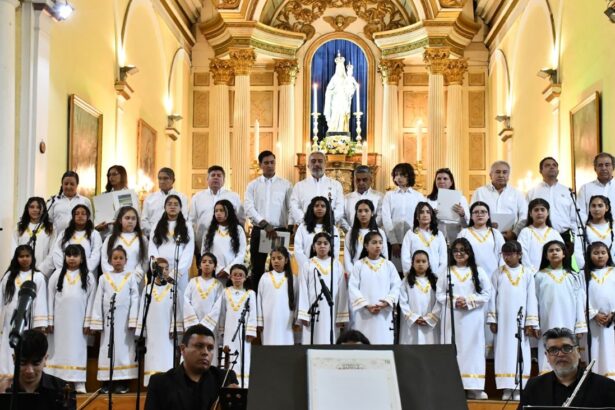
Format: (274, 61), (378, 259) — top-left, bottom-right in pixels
(19, 3), (53, 206)
(443, 58), (468, 183)
(0, 0), (19, 268)
(230, 48), (255, 198)
(378, 59), (404, 190)
(209, 58), (233, 178)
(274, 59), (299, 182)
(424, 48), (450, 184)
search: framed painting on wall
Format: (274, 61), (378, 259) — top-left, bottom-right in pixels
(137, 119), (157, 187)
(570, 91), (601, 191)
(68, 94), (103, 198)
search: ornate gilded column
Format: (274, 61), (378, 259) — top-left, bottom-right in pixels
(0, 0), (19, 268)
(209, 58), (233, 180)
(274, 59), (299, 182)
(230, 48), (255, 198)
(378, 59), (404, 190)
(424, 47), (450, 184)
(443, 58), (468, 184)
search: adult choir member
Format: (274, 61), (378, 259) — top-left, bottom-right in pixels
(340, 165), (383, 232)
(141, 167), (189, 236)
(577, 152), (615, 222)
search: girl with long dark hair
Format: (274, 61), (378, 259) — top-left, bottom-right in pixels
(294, 196), (340, 271)
(343, 199), (388, 275)
(13, 196), (55, 275)
(517, 198), (563, 271)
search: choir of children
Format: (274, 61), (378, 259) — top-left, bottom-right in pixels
(2, 156), (614, 402)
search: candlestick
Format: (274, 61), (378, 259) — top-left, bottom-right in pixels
(254, 119), (260, 158)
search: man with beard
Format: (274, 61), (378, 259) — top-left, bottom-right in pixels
(519, 327), (615, 408)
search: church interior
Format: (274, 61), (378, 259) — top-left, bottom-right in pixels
(2, 0), (615, 408)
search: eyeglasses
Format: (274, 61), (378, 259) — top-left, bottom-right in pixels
(452, 249), (467, 255)
(546, 344), (576, 356)
(471, 210), (488, 215)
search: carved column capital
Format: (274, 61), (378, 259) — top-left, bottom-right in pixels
(209, 58), (234, 85)
(423, 47), (451, 75)
(443, 58), (468, 85)
(440, 0), (468, 7)
(274, 59), (299, 86)
(229, 48), (256, 76)
(377, 59), (405, 85)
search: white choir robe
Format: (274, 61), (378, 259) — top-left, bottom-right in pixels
(48, 194), (93, 234)
(136, 282), (178, 385)
(90, 270), (140, 380)
(293, 223), (340, 272)
(586, 267), (615, 380)
(401, 228), (448, 276)
(297, 258), (348, 344)
(340, 189), (384, 232)
(348, 257), (401, 344)
(46, 270), (97, 382)
(534, 268), (587, 373)
(51, 229), (103, 274)
(12, 223), (56, 276)
(457, 227), (505, 278)
(200, 226), (247, 278)
(486, 265), (539, 389)
(214, 288), (257, 387)
(101, 232), (148, 284)
(141, 190), (189, 236)
(399, 277), (440, 345)
(574, 222), (615, 269)
(343, 228), (388, 275)
(183, 276), (224, 365)
(148, 221), (195, 295)
(517, 226), (563, 272)
(257, 271), (298, 345)
(189, 188), (244, 253)
(427, 192), (470, 244)
(0, 270), (48, 377)
(436, 266), (491, 390)
(289, 175), (345, 225)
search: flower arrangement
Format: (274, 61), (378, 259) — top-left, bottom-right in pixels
(318, 135), (358, 156)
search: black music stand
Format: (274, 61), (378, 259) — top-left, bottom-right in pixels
(0, 392), (41, 409)
(248, 344), (467, 410)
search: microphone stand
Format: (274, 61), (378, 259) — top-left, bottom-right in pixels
(107, 293), (117, 410)
(210, 351), (240, 409)
(446, 265), (457, 354)
(231, 299), (249, 388)
(308, 289), (324, 345)
(9, 340), (22, 410)
(327, 193), (335, 345)
(514, 307), (524, 402)
(570, 188), (591, 361)
(172, 236), (181, 368)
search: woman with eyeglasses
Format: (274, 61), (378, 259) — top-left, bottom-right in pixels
(426, 168), (469, 244)
(95, 165), (140, 236)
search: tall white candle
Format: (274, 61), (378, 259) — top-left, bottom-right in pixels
(416, 120), (423, 162)
(254, 119), (260, 157)
(313, 83), (318, 113)
(356, 83), (360, 113)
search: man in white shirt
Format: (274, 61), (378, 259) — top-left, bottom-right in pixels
(141, 167), (189, 236)
(244, 150), (292, 286)
(471, 160), (527, 240)
(290, 151), (344, 225)
(577, 152), (615, 222)
(340, 165), (383, 232)
(189, 165), (244, 257)
(527, 157), (577, 248)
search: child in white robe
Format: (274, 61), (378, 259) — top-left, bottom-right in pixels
(294, 196), (341, 271)
(399, 250), (440, 345)
(583, 241), (615, 380)
(575, 195), (615, 269)
(148, 195), (195, 296)
(136, 258), (179, 386)
(200, 199), (246, 281)
(534, 240), (587, 373)
(349, 231), (401, 344)
(101, 206), (148, 285)
(257, 246), (297, 345)
(47, 244), (96, 393)
(297, 232), (348, 344)
(401, 202), (448, 276)
(0, 245), (48, 377)
(48, 171), (93, 234)
(214, 264), (256, 388)
(487, 241), (539, 400)
(343, 199), (388, 276)
(436, 238), (491, 399)
(13, 196), (55, 276)
(91, 245), (140, 393)
(51, 204), (102, 275)
(517, 198), (563, 272)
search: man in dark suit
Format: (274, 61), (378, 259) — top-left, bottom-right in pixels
(145, 324), (238, 410)
(520, 327), (615, 409)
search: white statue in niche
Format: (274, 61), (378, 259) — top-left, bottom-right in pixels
(323, 52), (358, 133)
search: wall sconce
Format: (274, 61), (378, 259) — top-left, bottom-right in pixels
(606, 0), (615, 22)
(495, 115), (513, 141)
(537, 68), (558, 82)
(119, 65), (139, 82)
(165, 114), (183, 140)
(537, 68), (561, 105)
(53, 0), (74, 21)
(115, 65), (138, 100)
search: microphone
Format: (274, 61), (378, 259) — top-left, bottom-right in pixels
(9, 281), (37, 348)
(517, 306), (523, 320)
(316, 268), (334, 307)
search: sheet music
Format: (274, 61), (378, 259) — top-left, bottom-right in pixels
(307, 349), (402, 410)
(93, 193), (115, 225)
(491, 212), (515, 232)
(437, 189), (462, 222)
(258, 230), (290, 254)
